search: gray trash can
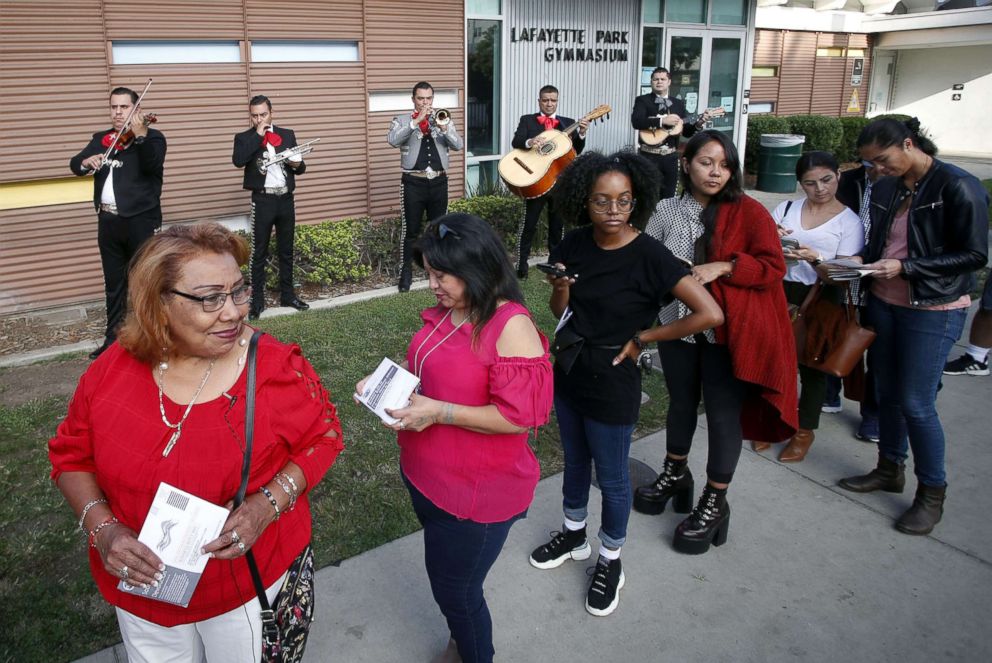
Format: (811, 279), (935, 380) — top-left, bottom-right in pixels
(757, 134), (806, 193)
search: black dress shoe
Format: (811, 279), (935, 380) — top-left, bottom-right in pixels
(281, 297), (309, 311)
(516, 265), (529, 280)
(398, 267), (413, 293)
(88, 339), (113, 360)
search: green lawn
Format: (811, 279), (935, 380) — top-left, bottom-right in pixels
(0, 276), (671, 662)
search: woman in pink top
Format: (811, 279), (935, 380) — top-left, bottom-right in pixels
(356, 213), (553, 663)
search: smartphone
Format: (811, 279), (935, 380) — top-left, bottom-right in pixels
(781, 237), (800, 252)
(536, 263), (577, 279)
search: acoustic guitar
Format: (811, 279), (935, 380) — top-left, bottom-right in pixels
(638, 107), (727, 146)
(498, 104), (612, 199)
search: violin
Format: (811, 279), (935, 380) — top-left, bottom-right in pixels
(102, 113), (158, 151)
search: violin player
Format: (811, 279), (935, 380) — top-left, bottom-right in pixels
(70, 86), (167, 360)
(232, 94), (310, 320)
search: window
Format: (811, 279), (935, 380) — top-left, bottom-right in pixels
(643, 0), (664, 22)
(750, 102), (774, 114)
(668, 0), (706, 23)
(466, 20), (501, 158)
(468, 0), (501, 12)
(751, 66), (778, 77)
(848, 49), (865, 58)
(251, 41), (359, 63)
(112, 41), (240, 65)
(710, 0), (746, 25)
(816, 47), (846, 57)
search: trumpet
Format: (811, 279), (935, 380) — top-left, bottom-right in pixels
(431, 108), (451, 128)
(257, 138), (321, 173)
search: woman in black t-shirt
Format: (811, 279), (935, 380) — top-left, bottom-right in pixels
(527, 151), (723, 617)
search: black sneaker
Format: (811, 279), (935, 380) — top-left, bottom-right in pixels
(529, 527), (591, 570)
(585, 557), (625, 617)
(943, 354), (990, 376)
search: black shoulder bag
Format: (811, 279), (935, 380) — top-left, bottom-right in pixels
(233, 330), (315, 663)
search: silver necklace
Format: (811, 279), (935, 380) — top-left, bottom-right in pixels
(412, 308), (469, 378)
(158, 358), (216, 457)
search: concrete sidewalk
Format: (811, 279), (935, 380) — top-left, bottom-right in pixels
(76, 310), (992, 663)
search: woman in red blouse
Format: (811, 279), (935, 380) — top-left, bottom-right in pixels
(49, 223), (343, 662)
(357, 213), (553, 663)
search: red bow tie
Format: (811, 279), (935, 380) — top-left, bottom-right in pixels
(412, 111), (430, 135)
(537, 114), (558, 131)
(262, 131), (282, 148)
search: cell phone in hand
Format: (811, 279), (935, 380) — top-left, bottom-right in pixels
(781, 237), (800, 252)
(536, 263), (577, 279)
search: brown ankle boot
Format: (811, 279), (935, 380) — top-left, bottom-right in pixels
(779, 429), (814, 462)
(750, 441), (771, 452)
(895, 483), (946, 535)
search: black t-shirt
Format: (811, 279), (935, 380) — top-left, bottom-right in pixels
(549, 226), (689, 424)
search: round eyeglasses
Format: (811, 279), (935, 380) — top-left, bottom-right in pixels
(587, 198), (635, 214)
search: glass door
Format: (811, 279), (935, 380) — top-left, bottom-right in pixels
(665, 31), (744, 141)
(706, 37), (741, 138)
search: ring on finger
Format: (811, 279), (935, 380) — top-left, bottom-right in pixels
(120, 565), (129, 580)
(230, 529), (240, 544)
(237, 541), (246, 554)
(398, 421), (406, 429)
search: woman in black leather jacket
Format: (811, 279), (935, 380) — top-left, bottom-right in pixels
(837, 118), (989, 536)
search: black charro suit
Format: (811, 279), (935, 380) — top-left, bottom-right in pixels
(511, 113), (586, 276)
(233, 126), (307, 314)
(631, 93), (699, 199)
(70, 127), (166, 347)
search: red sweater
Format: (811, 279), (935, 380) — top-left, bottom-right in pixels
(708, 194), (799, 442)
(49, 335), (343, 626)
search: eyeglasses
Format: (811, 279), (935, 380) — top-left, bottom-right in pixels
(434, 222), (461, 240)
(171, 284), (252, 312)
(588, 197), (635, 214)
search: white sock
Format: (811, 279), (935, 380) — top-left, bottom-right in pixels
(599, 544), (621, 561)
(563, 517), (585, 532)
(965, 344), (990, 362)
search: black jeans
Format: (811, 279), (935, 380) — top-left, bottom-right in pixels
(401, 174), (448, 274)
(96, 207), (160, 342)
(641, 150), (680, 200)
(250, 191), (296, 308)
(403, 472), (523, 663)
(516, 194), (563, 272)
(657, 339), (747, 484)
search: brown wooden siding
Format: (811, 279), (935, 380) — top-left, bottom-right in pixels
(0, 0), (466, 316)
(776, 31), (818, 116)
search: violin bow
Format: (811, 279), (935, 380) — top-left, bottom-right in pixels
(99, 78), (153, 165)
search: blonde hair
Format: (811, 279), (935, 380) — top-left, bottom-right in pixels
(118, 223), (249, 364)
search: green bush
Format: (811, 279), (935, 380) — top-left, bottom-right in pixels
(838, 116), (871, 163)
(744, 114), (791, 174)
(449, 194), (527, 249)
(295, 219), (371, 283)
(786, 114), (843, 155)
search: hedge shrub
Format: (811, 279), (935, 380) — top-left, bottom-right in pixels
(838, 116), (871, 163)
(785, 114), (843, 155)
(744, 114), (791, 174)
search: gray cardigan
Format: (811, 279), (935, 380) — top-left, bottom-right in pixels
(387, 114), (463, 170)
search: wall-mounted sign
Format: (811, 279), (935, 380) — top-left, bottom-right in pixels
(851, 58), (864, 87)
(847, 89), (861, 113)
(510, 26), (630, 63)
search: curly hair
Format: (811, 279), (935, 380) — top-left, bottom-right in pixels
(551, 150), (662, 231)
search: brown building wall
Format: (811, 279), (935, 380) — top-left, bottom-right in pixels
(0, 0), (465, 315)
(750, 28), (872, 119)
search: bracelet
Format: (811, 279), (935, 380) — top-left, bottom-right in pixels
(273, 474), (298, 511)
(259, 486), (281, 520)
(631, 333), (645, 352)
(277, 472), (299, 496)
(78, 498), (108, 532)
(89, 516), (119, 548)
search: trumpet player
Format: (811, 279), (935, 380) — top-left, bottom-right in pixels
(70, 86), (167, 359)
(233, 94), (310, 319)
(387, 81), (463, 292)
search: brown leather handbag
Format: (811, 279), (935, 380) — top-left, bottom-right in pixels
(792, 281), (876, 377)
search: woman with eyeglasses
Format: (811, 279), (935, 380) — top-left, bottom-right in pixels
(751, 150), (865, 463)
(49, 223), (343, 661)
(837, 118), (988, 535)
(635, 130), (798, 554)
(527, 151), (723, 618)
(356, 213), (553, 663)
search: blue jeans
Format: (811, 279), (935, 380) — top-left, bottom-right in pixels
(403, 472), (523, 663)
(555, 394), (635, 549)
(865, 296), (967, 486)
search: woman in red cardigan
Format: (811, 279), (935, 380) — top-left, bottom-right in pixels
(638, 130), (798, 554)
(49, 223), (343, 661)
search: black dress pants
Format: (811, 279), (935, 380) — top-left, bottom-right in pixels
(641, 150), (680, 200)
(250, 191), (296, 310)
(657, 339), (747, 484)
(96, 207), (160, 342)
(516, 194), (563, 272)
(401, 174), (448, 275)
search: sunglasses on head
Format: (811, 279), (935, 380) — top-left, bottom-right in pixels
(434, 222), (461, 240)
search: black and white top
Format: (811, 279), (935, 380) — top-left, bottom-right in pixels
(645, 194), (716, 344)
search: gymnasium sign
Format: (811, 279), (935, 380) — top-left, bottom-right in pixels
(510, 26), (630, 63)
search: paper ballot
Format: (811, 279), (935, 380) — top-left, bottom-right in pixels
(355, 357), (420, 425)
(117, 482), (228, 607)
(824, 258), (878, 282)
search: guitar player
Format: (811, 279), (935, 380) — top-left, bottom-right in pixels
(511, 85), (589, 279)
(631, 67), (707, 200)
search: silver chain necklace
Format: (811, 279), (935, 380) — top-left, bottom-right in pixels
(158, 358), (216, 457)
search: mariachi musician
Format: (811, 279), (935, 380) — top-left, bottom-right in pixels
(511, 85), (589, 279)
(387, 81), (464, 292)
(70, 86), (166, 360)
(631, 67), (709, 200)
(232, 94), (310, 319)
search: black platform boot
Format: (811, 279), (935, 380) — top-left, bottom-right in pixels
(895, 483), (946, 535)
(633, 456), (694, 515)
(673, 484), (729, 555)
(838, 454), (905, 493)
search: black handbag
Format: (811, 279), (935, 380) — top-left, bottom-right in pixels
(234, 330), (316, 663)
(551, 323), (585, 375)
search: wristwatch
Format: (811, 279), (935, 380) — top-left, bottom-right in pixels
(811, 254), (824, 266)
(631, 332), (645, 351)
